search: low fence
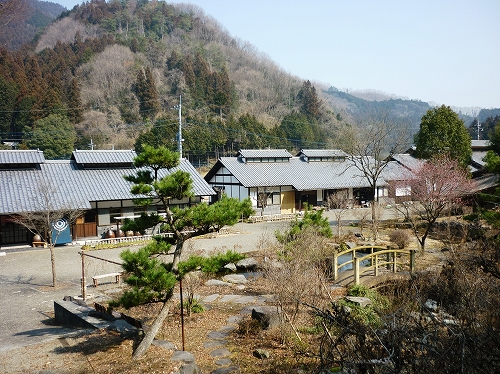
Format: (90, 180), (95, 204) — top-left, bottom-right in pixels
(84, 232), (174, 248)
(249, 213), (299, 223)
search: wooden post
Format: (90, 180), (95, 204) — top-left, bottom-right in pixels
(80, 251), (86, 301)
(410, 249), (415, 273)
(374, 253), (379, 277)
(393, 251), (397, 273)
(180, 279), (185, 351)
(333, 253), (338, 281)
(354, 257), (360, 285)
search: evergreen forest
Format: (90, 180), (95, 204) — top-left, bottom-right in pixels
(0, 0), (498, 161)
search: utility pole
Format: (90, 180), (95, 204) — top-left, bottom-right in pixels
(176, 95), (183, 159)
(171, 95), (183, 159)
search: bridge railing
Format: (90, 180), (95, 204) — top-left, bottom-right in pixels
(333, 245), (416, 285)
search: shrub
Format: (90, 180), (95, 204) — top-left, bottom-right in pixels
(177, 250), (245, 275)
(237, 316), (262, 336)
(181, 298), (204, 314)
(388, 229), (411, 249)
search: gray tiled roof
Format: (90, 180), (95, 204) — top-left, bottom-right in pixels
(0, 150), (45, 164)
(216, 156), (406, 191)
(0, 153), (214, 214)
(391, 154), (424, 172)
(471, 140), (490, 149)
(72, 149), (136, 165)
(298, 149), (347, 158)
(471, 151), (487, 167)
(238, 149), (293, 159)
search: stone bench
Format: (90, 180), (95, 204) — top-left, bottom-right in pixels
(32, 241), (47, 248)
(92, 272), (121, 287)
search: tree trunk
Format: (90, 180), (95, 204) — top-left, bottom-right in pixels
(133, 300), (171, 359)
(171, 240), (184, 271)
(50, 245), (57, 287)
(371, 202), (378, 240)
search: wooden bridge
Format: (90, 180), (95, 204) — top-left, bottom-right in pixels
(333, 245), (416, 286)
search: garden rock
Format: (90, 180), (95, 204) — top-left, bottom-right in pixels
(206, 279), (232, 286)
(253, 349), (270, 359)
(345, 296), (372, 308)
(178, 363), (202, 374)
(235, 258), (258, 270)
(171, 350), (195, 364)
(224, 263), (237, 272)
(251, 306), (282, 329)
(222, 274), (247, 284)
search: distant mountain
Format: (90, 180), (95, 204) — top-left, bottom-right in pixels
(322, 86), (432, 133)
(0, 0), (498, 156)
(0, 0), (65, 51)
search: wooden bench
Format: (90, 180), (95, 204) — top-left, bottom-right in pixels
(92, 272), (121, 287)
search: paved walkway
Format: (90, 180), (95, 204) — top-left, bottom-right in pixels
(0, 207), (400, 372)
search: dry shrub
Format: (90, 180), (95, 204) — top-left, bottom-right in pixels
(388, 229), (411, 248)
(264, 228), (333, 323)
(317, 240), (500, 373)
(237, 316), (262, 336)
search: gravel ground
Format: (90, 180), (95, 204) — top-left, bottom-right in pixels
(0, 206), (402, 372)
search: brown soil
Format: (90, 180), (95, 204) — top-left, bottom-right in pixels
(0, 232), (449, 374)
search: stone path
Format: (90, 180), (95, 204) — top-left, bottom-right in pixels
(169, 290), (275, 374)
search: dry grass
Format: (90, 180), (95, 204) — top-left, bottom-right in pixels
(0, 227), (451, 373)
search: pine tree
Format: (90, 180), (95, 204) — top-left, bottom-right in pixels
(135, 66), (160, 119)
(297, 80), (321, 120)
(118, 145), (253, 358)
(67, 77), (83, 123)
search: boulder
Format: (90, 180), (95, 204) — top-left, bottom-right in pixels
(235, 258), (258, 270)
(345, 296), (372, 308)
(222, 274), (247, 284)
(251, 306), (282, 329)
(253, 348), (270, 359)
(224, 263), (237, 272)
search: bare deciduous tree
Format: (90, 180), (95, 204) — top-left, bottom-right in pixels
(0, 0), (29, 29)
(13, 178), (84, 287)
(257, 187), (272, 216)
(325, 190), (352, 237)
(341, 116), (412, 239)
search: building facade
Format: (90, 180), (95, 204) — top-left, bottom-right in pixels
(0, 149), (214, 246)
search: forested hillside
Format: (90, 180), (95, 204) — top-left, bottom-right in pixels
(0, 0), (497, 161)
(0, 0), (65, 50)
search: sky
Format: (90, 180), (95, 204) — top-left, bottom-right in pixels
(56, 0), (500, 109)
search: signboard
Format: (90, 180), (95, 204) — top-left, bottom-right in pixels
(51, 218), (72, 245)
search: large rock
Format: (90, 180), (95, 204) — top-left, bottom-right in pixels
(206, 279), (232, 286)
(224, 263), (237, 272)
(222, 274), (247, 284)
(251, 306), (282, 329)
(171, 350), (195, 364)
(253, 349), (270, 359)
(178, 363), (202, 374)
(235, 258), (258, 270)
(345, 296), (372, 308)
